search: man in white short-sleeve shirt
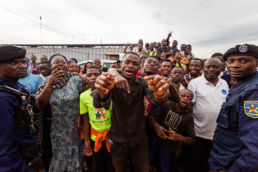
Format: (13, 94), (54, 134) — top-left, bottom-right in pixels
(186, 58), (229, 172)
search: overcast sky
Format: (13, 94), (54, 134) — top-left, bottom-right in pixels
(0, 0), (258, 58)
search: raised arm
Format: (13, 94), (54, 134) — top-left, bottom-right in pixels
(123, 43), (129, 53)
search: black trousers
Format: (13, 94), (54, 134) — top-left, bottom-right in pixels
(42, 118), (52, 171)
(90, 140), (114, 172)
(110, 139), (149, 172)
(183, 136), (212, 172)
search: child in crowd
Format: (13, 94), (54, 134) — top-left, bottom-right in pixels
(68, 60), (80, 75)
(80, 65), (114, 172)
(169, 67), (186, 91)
(149, 89), (195, 172)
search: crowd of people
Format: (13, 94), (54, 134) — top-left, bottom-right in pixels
(0, 34), (258, 172)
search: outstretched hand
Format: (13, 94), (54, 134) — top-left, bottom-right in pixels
(95, 72), (116, 96)
(114, 74), (130, 93)
(144, 75), (169, 96)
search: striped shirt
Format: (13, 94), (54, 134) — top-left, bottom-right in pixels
(146, 50), (157, 57)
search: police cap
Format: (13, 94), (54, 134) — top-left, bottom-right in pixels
(0, 45), (26, 63)
(223, 44), (258, 61)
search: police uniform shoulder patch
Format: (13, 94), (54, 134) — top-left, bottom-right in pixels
(244, 101), (258, 119)
(239, 45), (248, 53)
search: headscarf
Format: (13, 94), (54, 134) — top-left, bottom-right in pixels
(48, 54), (68, 66)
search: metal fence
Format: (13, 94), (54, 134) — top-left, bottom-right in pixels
(4, 44), (126, 62)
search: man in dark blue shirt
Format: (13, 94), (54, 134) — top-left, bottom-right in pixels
(209, 44), (258, 172)
(171, 40), (180, 55)
(157, 39), (173, 59)
(0, 46), (34, 172)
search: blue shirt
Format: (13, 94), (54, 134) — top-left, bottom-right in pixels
(209, 72), (258, 171)
(19, 73), (43, 95)
(157, 46), (171, 56)
(221, 71), (231, 87)
(0, 78), (34, 172)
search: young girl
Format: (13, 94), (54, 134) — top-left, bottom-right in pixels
(149, 89), (195, 172)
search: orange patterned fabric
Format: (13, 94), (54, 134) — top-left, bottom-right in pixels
(90, 127), (110, 152)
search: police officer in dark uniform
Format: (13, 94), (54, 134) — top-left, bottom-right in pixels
(0, 46), (34, 172)
(209, 44), (258, 172)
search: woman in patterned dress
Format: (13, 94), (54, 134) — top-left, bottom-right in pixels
(36, 54), (87, 172)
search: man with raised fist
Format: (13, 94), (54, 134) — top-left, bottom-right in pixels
(92, 52), (169, 172)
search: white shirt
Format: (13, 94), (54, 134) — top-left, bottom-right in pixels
(119, 53), (125, 61)
(188, 75), (229, 140)
(179, 83), (185, 91)
(132, 47), (146, 53)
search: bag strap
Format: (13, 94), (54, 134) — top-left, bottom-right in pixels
(0, 84), (28, 97)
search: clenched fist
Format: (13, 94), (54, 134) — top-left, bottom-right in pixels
(144, 75), (169, 97)
(95, 73), (116, 96)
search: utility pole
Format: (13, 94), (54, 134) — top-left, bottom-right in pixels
(40, 16), (43, 43)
